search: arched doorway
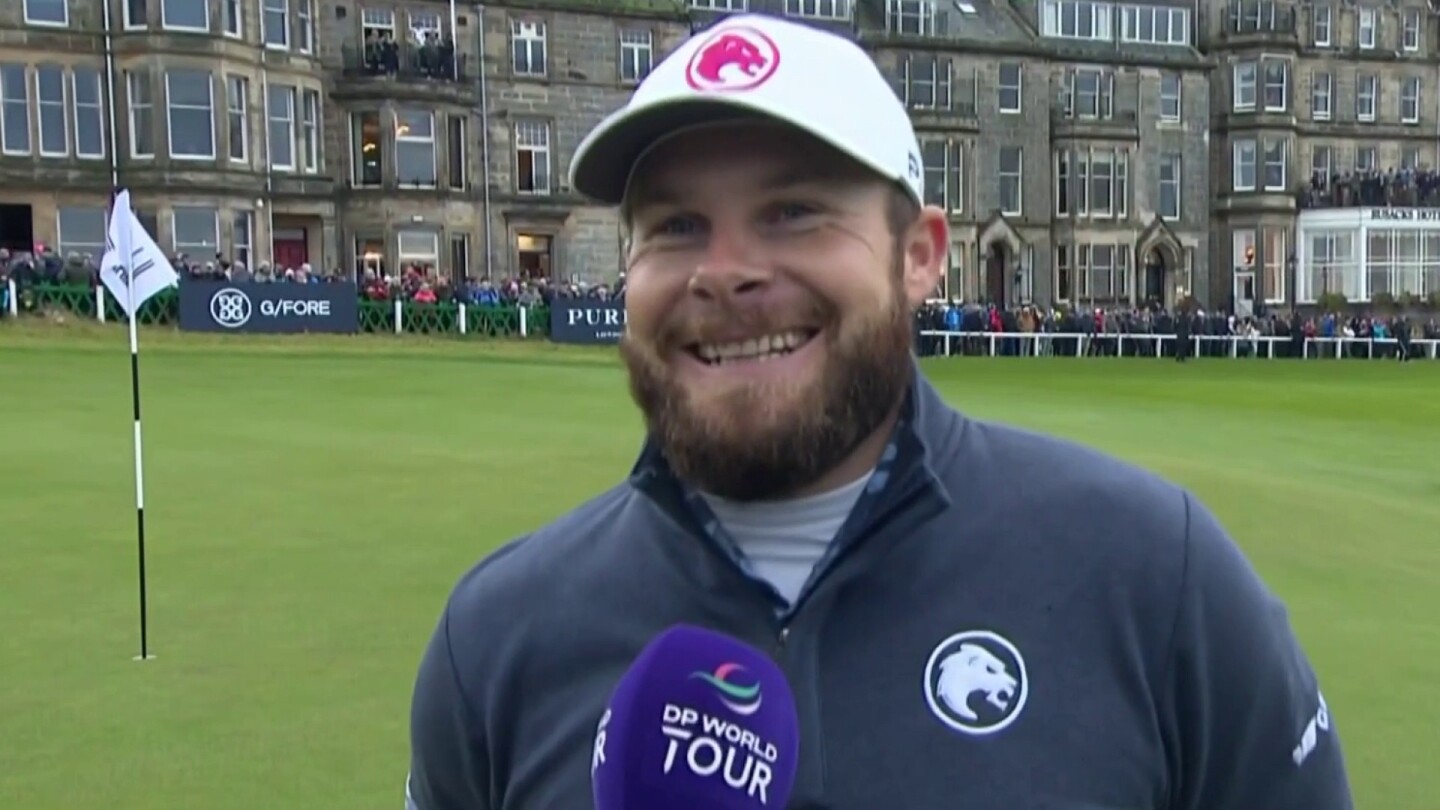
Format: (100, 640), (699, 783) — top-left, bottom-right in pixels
(985, 241), (1008, 308)
(1144, 247), (1167, 308)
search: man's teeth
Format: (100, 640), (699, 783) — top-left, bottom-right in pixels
(696, 331), (811, 363)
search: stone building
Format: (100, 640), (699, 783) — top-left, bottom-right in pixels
(477, 0), (691, 283)
(855, 0), (1211, 310)
(1204, 0), (1440, 312)
(0, 0), (334, 273)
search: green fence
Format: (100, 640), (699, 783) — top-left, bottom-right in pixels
(5, 283), (552, 340)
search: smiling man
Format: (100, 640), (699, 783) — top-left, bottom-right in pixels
(405, 13), (1353, 810)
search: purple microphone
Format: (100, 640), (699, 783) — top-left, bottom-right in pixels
(591, 624), (800, 810)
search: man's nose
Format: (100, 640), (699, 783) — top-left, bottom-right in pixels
(688, 231), (771, 303)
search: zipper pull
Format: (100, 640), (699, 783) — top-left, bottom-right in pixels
(776, 625), (790, 654)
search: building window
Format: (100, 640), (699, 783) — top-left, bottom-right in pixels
(512, 20), (546, 77)
(689, 0), (748, 9)
(515, 119), (550, 194)
(1075, 244), (1131, 301)
(1159, 153), (1180, 219)
(25, 0), (68, 26)
(57, 207), (106, 258)
(920, 138), (963, 213)
(786, 0), (850, 18)
(1159, 72), (1180, 122)
(1263, 227), (1287, 303)
(227, 75), (247, 163)
(398, 229), (439, 272)
(395, 108), (436, 187)
(1355, 146), (1376, 172)
(619, 30), (653, 83)
(71, 68), (104, 159)
(998, 146), (1022, 215)
(166, 69), (214, 159)
(1055, 150), (1070, 216)
(297, 0), (314, 52)
(1263, 137), (1286, 191)
(1311, 72), (1331, 120)
(1233, 139), (1256, 191)
(162, 0), (208, 30)
(35, 65), (68, 158)
(172, 206), (219, 257)
(125, 0), (147, 28)
(1059, 146), (1127, 216)
(1300, 230), (1356, 303)
(1401, 77), (1420, 124)
(1358, 7), (1375, 49)
(1312, 5), (1329, 45)
(233, 210), (253, 267)
(900, 55), (951, 110)
(1403, 8), (1420, 51)
(1311, 145), (1330, 184)
(267, 83), (295, 170)
(1054, 244), (1072, 301)
(1120, 5), (1188, 45)
(1060, 67), (1113, 119)
(224, 0), (241, 36)
(1233, 62), (1255, 111)
(1356, 74), (1376, 122)
(888, 0), (935, 35)
(127, 70), (153, 157)
(997, 63), (1022, 113)
(263, 0), (288, 48)
(351, 111), (382, 187)
(1041, 0), (1113, 40)
(1402, 146), (1420, 170)
(301, 88), (319, 172)
(447, 114), (466, 190)
(1262, 59), (1286, 112)
(0, 64), (29, 155)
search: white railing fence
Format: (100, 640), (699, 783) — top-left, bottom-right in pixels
(918, 330), (1440, 360)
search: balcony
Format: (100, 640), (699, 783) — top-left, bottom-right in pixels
(1218, 0), (1299, 45)
(332, 43), (475, 104)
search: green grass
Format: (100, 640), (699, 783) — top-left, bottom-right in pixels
(1, 322), (1437, 809)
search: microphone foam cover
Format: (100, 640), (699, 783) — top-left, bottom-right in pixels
(592, 624), (800, 810)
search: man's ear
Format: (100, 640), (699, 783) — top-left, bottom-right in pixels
(901, 205), (949, 307)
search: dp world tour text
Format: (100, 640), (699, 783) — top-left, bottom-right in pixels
(660, 703), (778, 804)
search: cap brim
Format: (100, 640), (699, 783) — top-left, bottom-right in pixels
(572, 97), (800, 206)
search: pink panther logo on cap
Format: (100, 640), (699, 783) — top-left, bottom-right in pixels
(684, 25), (781, 92)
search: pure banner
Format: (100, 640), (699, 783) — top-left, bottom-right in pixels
(549, 298), (626, 345)
(179, 280), (359, 334)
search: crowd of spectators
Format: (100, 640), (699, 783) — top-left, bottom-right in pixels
(1298, 168), (1440, 208)
(914, 299), (1440, 360)
(360, 29), (458, 80)
(2, 245), (1433, 361)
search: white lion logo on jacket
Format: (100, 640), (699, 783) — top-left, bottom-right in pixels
(935, 643), (1018, 721)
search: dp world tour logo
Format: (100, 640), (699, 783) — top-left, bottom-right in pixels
(691, 663), (763, 716)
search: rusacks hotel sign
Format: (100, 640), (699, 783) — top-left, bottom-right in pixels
(1366, 208), (1440, 222)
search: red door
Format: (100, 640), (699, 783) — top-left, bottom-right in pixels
(273, 237), (308, 270)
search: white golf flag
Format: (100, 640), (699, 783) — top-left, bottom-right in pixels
(99, 190), (179, 319)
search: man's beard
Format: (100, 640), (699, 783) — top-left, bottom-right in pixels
(618, 253), (915, 502)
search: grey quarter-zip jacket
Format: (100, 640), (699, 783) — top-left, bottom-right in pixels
(407, 361), (1352, 810)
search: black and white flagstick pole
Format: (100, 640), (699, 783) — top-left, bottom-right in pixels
(122, 230), (154, 663)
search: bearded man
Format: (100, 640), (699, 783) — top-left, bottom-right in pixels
(405, 14), (1352, 810)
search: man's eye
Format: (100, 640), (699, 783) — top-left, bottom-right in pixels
(652, 217), (700, 237)
(773, 203), (820, 222)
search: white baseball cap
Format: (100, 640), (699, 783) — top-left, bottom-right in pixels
(568, 13), (924, 207)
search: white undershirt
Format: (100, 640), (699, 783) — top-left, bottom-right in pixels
(701, 472), (873, 605)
